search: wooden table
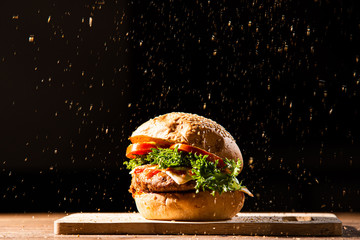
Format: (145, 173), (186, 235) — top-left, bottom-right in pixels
(1, 212), (359, 239)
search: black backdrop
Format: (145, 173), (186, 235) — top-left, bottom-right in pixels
(0, 0), (359, 212)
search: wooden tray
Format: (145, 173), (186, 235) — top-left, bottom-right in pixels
(54, 212), (342, 236)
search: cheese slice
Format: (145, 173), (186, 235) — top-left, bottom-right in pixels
(164, 168), (193, 185)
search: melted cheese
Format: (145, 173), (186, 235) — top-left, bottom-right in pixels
(164, 168), (193, 185)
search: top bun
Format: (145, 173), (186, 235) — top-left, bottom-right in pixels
(131, 112), (243, 164)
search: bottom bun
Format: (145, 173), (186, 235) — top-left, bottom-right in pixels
(134, 191), (245, 221)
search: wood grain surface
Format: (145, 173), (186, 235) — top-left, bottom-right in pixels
(54, 212), (342, 236)
(1, 212), (360, 239)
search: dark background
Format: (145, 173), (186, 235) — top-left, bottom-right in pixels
(0, 0), (359, 213)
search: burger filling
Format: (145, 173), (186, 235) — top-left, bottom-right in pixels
(129, 165), (196, 194)
(124, 143), (252, 196)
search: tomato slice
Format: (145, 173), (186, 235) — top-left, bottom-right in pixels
(126, 142), (158, 159)
(129, 135), (172, 148)
(169, 143), (226, 169)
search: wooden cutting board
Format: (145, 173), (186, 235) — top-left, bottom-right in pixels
(54, 212), (342, 236)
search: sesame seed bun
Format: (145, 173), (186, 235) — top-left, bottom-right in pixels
(131, 112), (243, 167)
(133, 191), (245, 221)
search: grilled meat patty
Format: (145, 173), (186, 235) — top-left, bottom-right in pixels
(129, 166), (196, 194)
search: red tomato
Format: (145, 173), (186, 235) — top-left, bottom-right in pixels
(129, 135), (172, 147)
(169, 143), (226, 169)
(126, 142), (158, 159)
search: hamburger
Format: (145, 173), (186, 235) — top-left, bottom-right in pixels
(124, 112), (252, 220)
